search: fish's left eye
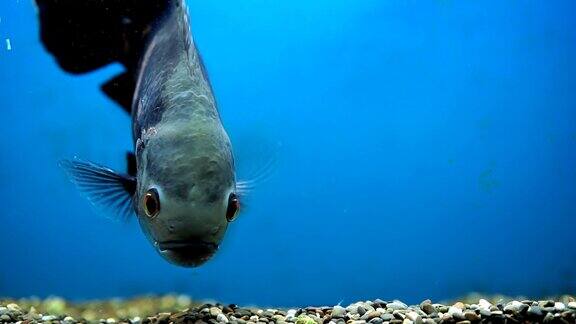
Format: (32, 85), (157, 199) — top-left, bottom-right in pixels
(143, 188), (160, 218)
(226, 193), (240, 222)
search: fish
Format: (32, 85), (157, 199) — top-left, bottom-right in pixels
(35, 0), (242, 267)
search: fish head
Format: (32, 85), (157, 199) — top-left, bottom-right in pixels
(134, 123), (239, 267)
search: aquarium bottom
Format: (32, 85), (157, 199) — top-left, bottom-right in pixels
(1, 295), (575, 324)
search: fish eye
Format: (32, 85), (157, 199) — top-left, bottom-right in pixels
(226, 193), (240, 222)
(143, 188), (160, 218)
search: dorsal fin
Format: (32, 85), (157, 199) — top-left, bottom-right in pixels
(101, 72), (136, 114)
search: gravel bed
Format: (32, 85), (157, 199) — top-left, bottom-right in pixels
(1, 295), (575, 324)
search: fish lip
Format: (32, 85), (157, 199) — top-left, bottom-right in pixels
(157, 239), (219, 252)
(156, 239), (219, 267)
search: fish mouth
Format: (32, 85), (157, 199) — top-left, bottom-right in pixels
(157, 240), (219, 267)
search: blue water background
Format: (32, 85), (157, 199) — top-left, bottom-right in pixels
(1, 0), (575, 306)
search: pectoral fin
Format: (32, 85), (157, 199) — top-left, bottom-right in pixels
(60, 159), (136, 220)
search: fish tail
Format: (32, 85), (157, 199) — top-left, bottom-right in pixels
(35, 0), (174, 111)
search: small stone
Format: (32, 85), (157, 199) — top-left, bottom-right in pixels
(491, 310), (503, 316)
(6, 304), (21, 313)
(437, 306), (449, 314)
(387, 302), (407, 311)
(331, 306), (346, 319)
(539, 301), (555, 308)
(554, 302), (566, 312)
(527, 306), (543, 317)
(419, 302), (435, 315)
(218, 313), (230, 323)
(392, 310), (405, 320)
(543, 312), (554, 323)
(478, 299), (491, 310)
(401, 319), (412, 324)
(106, 318), (117, 324)
(369, 318), (382, 324)
(448, 306), (463, 320)
(131, 317), (142, 324)
(463, 311), (479, 322)
(211, 307), (223, 317)
(274, 315), (287, 322)
(0, 314), (11, 322)
(453, 302), (465, 310)
(63, 316), (75, 323)
(357, 306), (367, 317)
(423, 320), (435, 324)
(455, 321), (470, 324)
(504, 304), (518, 313)
(361, 311), (382, 321)
(374, 300), (386, 307)
(405, 312), (421, 324)
(568, 302), (576, 310)
(295, 315), (316, 324)
(478, 308), (490, 317)
(42, 315), (58, 321)
(380, 314), (394, 321)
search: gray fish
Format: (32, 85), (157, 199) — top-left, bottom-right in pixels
(36, 0), (242, 267)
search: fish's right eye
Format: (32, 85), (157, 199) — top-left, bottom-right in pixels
(143, 188), (160, 218)
(226, 193), (240, 222)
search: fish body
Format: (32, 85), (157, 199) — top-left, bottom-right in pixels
(36, 0), (240, 266)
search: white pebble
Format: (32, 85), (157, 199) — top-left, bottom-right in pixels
(217, 313), (229, 323)
(131, 317), (141, 324)
(106, 318), (116, 324)
(406, 311), (421, 322)
(511, 301), (524, 308)
(554, 302), (565, 311)
(286, 309), (297, 320)
(448, 306), (462, 316)
(478, 299), (492, 309)
(6, 304), (20, 312)
(41, 315), (58, 321)
(568, 302), (576, 309)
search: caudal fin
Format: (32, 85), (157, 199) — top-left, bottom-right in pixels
(35, 0), (173, 112)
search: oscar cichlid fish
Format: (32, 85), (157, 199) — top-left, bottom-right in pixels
(35, 0), (247, 267)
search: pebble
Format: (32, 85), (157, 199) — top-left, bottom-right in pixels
(527, 305), (543, 317)
(554, 302), (566, 312)
(380, 313), (394, 321)
(217, 313), (229, 323)
(387, 301), (408, 311)
(331, 306), (346, 318)
(462, 311), (477, 321)
(405, 312), (422, 324)
(478, 299), (491, 310)
(568, 302), (576, 309)
(447, 306), (463, 320)
(419, 301), (435, 315)
(478, 308), (490, 317)
(361, 310), (381, 321)
(543, 312), (554, 323)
